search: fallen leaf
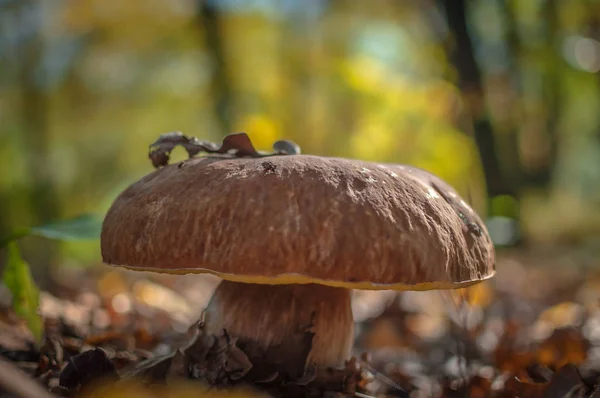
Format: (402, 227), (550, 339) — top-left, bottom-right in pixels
(147, 131), (301, 168)
(59, 347), (118, 391)
(217, 132), (260, 157)
(29, 214), (102, 241)
(536, 328), (588, 368)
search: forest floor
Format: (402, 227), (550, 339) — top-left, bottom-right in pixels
(2, 245), (600, 397)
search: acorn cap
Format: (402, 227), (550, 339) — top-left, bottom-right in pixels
(100, 155), (495, 291)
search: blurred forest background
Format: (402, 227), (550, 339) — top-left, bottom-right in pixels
(1, 0), (600, 283)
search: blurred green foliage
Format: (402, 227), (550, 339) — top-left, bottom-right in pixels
(0, 214), (102, 248)
(3, 242), (42, 344)
(0, 0), (599, 281)
(0, 214), (102, 340)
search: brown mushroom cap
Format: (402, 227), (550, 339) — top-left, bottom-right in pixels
(101, 155), (495, 291)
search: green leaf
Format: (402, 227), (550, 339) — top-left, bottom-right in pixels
(2, 242), (43, 344)
(29, 214), (102, 241)
(0, 214), (103, 248)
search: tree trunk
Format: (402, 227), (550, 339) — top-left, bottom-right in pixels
(196, 0), (233, 136)
(439, 0), (513, 199)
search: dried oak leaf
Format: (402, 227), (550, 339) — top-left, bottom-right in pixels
(184, 329), (253, 386)
(148, 131), (187, 168)
(121, 327), (252, 387)
(148, 131), (302, 168)
(217, 133), (260, 157)
(120, 320), (366, 397)
(59, 348), (118, 392)
(148, 131), (218, 167)
(148, 131), (258, 168)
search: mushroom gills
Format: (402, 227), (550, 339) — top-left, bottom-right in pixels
(203, 280), (354, 369)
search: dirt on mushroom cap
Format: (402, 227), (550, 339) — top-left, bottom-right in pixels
(100, 154), (495, 291)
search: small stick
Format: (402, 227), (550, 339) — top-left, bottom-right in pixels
(356, 358), (406, 394)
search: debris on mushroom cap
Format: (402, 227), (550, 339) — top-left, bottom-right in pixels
(101, 133), (495, 291)
(147, 131), (301, 168)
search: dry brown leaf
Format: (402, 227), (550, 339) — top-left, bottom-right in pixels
(536, 328), (588, 368)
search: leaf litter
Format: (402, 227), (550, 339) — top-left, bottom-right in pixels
(3, 133), (600, 397)
(1, 247), (600, 397)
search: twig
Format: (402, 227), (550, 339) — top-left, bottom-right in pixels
(356, 358), (406, 394)
(0, 356), (56, 398)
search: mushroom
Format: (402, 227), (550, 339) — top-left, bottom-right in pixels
(100, 149), (495, 371)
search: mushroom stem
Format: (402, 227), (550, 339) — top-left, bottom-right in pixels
(203, 280), (354, 368)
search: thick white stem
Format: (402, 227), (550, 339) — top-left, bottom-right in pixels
(203, 281), (354, 368)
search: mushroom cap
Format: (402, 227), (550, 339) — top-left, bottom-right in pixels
(100, 155), (495, 291)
